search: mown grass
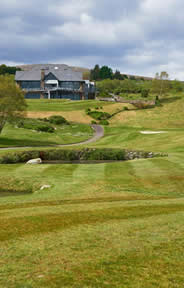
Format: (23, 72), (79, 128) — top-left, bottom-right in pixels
(1, 93), (184, 287)
(1, 198), (184, 287)
(27, 99), (112, 112)
(0, 123), (93, 147)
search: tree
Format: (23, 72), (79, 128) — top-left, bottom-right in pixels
(113, 70), (123, 80)
(152, 71), (171, 98)
(171, 79), (183, 92)
(90, 65), (100, 81)
(99, 66), (113, 80)
(120, 79), (138, 94)
(0, 64), (21, 75)
(0, 75), (27, 134)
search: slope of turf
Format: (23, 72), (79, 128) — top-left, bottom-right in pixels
(0, 123), (93, 147)
(1, 94), (184, 287)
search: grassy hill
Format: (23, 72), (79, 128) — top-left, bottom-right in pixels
(0, 94), (184, 287)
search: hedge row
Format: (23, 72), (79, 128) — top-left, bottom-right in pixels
(0, 148), (167, 164)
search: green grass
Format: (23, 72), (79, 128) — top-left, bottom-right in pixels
(26, 99), (112, 112)
(1, 94), (184, 287)
(0, 123), (93, 147)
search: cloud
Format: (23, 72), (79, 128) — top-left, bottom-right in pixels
(0, 0), (184, 79)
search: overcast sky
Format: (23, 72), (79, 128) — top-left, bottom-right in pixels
(1, 0), (184, 79)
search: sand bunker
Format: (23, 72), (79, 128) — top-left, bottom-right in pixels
(140, 131), (167, 135)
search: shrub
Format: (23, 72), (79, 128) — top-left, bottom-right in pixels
(123, 106), (129, 111)
(99, 120), (109, 125)
(88, 111), (111, 120)
(85, 108), (91, 113)
(141, 88), (149, 98)
(16, 118), (54, 133)
(0, 148), (165, 164)
(48, 115), (69, 125)
(36, 125), (54, 133)
(38, 118), (49, 122)
(91, 120), (97, 124)
(40, 149), (79, 161)
(81, 149), (126, 161)
(0, 150), (40, 164)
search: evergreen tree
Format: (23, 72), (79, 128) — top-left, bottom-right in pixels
(113, 70), (123, 80)
(99, 66), (113, 80)
(90, 65), (100, 81)
(0, 64), (21, 75)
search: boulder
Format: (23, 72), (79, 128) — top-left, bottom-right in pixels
(26, 158), (42, 164)
(40, 185), (51, 190)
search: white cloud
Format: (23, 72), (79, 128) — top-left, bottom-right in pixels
(1, 0), (184, 79)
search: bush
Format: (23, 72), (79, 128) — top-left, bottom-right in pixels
(123, 106), (129, 111)
(141, 88), (149, 98)
(99, 120), (109, 125)
(91, 120), (97, 124)
(37, 125), (54, 133)
(40, 149), (79, 161)
(17, 118), (54, 133)
(81, 149), (126, 161)
(0, 150), (40, 164)
(85, 108), (91, 113)
(38, 118), (49, 122)
(88, 111), (111, 120)
(48, 115), (69, 125)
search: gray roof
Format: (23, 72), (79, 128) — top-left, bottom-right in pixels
(15, 66), (83, 82)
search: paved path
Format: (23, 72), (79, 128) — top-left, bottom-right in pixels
(0, 125), (104, 151)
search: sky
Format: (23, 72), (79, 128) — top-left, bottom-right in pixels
(1, 0), (184, 79)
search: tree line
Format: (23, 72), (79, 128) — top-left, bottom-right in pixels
(0, 64), (21, 75)
(90, 64), (129, 81)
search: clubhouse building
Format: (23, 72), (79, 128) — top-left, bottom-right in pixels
(15, 65), (95, 100)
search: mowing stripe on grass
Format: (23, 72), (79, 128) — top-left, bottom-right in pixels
(0, 204), (184, 242)
(0, 196), (175, 211)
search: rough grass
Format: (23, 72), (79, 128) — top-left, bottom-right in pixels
(110, 95), (184, 128)
(1, 94), (184, 287)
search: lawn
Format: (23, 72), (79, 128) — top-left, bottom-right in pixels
(1, 95), (184, 287)
(27, 99), (112, 112)
(0, 123), (93, 148)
